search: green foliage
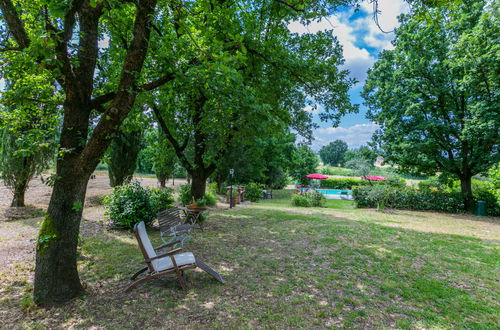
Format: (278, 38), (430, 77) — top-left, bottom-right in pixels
(344, 158), (373, 177)
(353, 186), (466, 214)
(149, 188), (175, 213)
(213, 132), (294, 190)
(318, 166), (354, 176)
(104, 181), (156, 229)
(487, 163), (500, 204)
(418, 177), (445, 192)
(473, 186), (500, 216)
(343, 146), (377, 166)
(291, 194), (311, 207)
(289, 144), (319, 183)
(320, 178), (371, 189)
(106, 129), (143, 187)
(319, 140), (348, 166)
(291, 191), (325, 207)
(245, 182), (265, 202)
(363, 1), (500, 208)
(152, 130), (177, 187)
(196, 191), (217, 207)
(386, 177), (406, 188)
(178, 184), (193, 206)
(0, 53), (59, 206)
(308, 191), (326, 207)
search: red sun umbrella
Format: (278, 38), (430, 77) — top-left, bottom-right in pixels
(362, 175), (387, 181)
(305, 173), (329, 179)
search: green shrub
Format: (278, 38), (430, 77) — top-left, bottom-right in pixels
(319, 166), (354, 176)
(291, 194), (311, 207)
(291, 192), (325, 207)
(418, 177), (445, 192)
(178, 183), (192, 206)
(386, 176), (406, 188)
(207, 182), (218, 194)
(149, 187), (174, 213)
(245, 182), (264, 202)
(320, 178), (363, 189)
(307, 191), (325, 207)
(353, 185), (466, 213)
(197, 191), (217, 207)
(104, 181), (156, 229)
(473, 186), (500, 216)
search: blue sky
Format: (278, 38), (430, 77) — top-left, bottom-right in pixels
(288, 0), (410, 150)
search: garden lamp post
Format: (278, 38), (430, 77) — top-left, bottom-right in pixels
(229, 168), (234, 209)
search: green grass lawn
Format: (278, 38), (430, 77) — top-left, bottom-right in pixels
(0, 191), (499, 328)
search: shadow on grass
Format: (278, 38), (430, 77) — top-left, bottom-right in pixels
(1, 207), (499, 328)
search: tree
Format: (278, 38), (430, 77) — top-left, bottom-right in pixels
(0, 55), (59, 207)
(344, 146), (377, 167)
(319, 140), (348, 166)
(345, 158), (373, 179)
(362, 0), (499, 210)
(150, 0), (356, 200)
(153, 131), (177, 188)
(0, 0), (169, 305)
(289, 144), (319, 183)
(106, 129), (143, 187)
(212, 129), (296, 189)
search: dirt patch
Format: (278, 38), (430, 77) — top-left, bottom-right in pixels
(1, 206), (45, 222)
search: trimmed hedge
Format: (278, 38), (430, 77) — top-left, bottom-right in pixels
(353, 185), (500, 215)
(353, 186), (464, 213)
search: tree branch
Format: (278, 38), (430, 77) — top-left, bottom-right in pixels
(152, 104), (193, 172)
(0, 0), (30, 48)
(90, 72), (175, 109)
(79, 0), (158, 173)
(274, 0), (305, 12)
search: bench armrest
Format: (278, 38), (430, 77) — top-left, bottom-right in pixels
(145, 248), (183, 262)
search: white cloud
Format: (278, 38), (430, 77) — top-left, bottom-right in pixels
(313, 123), (379, 150)
(289, 15), (376, 84)
(288, 1), (409, 85)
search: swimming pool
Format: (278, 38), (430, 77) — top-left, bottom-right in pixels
(316, 189), (351, 195)
(316, 189), (353, 200)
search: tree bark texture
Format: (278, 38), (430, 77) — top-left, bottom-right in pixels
(11, 184), (26, 207)
(460, 175), (473, 212)
(30, 0), (158, 305)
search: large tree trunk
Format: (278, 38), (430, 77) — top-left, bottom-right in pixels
(190, 171), (208, 200)
(33, 167), (89, 305)
(460, 175), (474, 212)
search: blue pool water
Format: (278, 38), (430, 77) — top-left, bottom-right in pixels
(316, 189), (352, 195)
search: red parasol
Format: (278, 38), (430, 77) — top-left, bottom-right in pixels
(362, 175), (387, 181)
(305, 173), (329, 180)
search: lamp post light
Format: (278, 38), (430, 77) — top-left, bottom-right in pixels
(229, 168), (234, 209)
